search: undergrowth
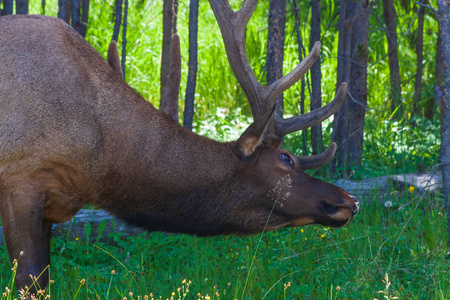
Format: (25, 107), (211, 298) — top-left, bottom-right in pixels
(0, 187), (448, 299)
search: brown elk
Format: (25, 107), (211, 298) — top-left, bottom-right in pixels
(0, 0), (358, 294)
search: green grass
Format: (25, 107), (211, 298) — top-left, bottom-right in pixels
(1, 1), (445, 299)
(0, 188), (448, 299)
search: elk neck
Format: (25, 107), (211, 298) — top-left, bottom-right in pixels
(90, 83), (254, 235)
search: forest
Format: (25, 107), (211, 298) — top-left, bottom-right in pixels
(91, 0), (441, 178)
(0, 0), (449, 299)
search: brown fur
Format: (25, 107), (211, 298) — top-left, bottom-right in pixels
(0, 15), (358, 292)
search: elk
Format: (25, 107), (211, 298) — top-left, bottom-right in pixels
(0, 0), (358, 294)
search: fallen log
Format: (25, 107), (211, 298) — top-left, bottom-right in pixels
(334, 171), (443, 201)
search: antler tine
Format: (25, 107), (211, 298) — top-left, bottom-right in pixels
(235, 0), (259, 27)
(208, 0), (257, 25)
(208, 0), (265, 119)
(276, 82), (348, 137)
(297, 142), (337, 169)
(209, 0), (324, 120)
(261, 41), (321, 106)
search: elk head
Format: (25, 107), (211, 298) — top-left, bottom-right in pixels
(202, 0), (359, 231)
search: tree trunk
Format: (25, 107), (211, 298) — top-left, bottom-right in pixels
(121, 0), (128, 79)
(436, 0), (450, 247)
(382, 0), (402, 119)
(58, 0), (67, 22)
(345, 1), (369, 176)
(111, 0), (122, 42)
(330, 0), (370, 178)
(432, 32), (443, 120)
(160, 0), (178, 103)
(310, 0), (324, 155)
(15, 0), (28, 14)
(266, 0), (286, 120)
(290, 0), (307, 154)
(58, 0), (71, 24)
(183, 0), (199, 131)
(71, 0), (80, 32)
(330, 0), (351, 176)
(413, 2), (425, 118)
(3, 0), (13, 15)
(78, 0), (89, 37)
(161, 35), (181, 122)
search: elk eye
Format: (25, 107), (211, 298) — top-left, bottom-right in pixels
(279, 153), (293, 167)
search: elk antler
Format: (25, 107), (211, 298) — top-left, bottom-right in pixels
(208, 0), (347, 168)
(208, 0), (325, 119)
(276, 83), (347, 136)
(297, 142), (337, 170)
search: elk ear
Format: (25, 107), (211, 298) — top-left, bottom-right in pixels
(236, 105), (277, 158)
(107, 40), (124, 78)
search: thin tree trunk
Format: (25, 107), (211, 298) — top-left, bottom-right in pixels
(160, 0), (178, 103)
(112, 0), (122, 42)
(310, 0), (324, 155)
(78, 0), (89, 37)
(58, 0), (71, 24)
(331, 0), (370, 178)
(161, 35), (181, 123)
(65, 0), (71, 22)
(414, 2), (425, 117)
(290, 0), (307, 154)
(346, 0), (370, 176)
(436, 0), (450, 247)
(58, 0), (67, 22)
(301, 75), (308, 156)
(382, 0), (402, 119)
(71, 0), (80, 32)
(3, 0), (13, 15)
(330, 0), (350, 176)
(183, 0), (199, 131)
(121, 0), (128, 79)
(432, 33), (443, 120)
(266, 0), (286, 120)
(15, 0), (28, 14)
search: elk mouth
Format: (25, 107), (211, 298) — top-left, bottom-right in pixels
(323, 203), (340, 215)
(323, 202), (359, 216)
(321, 196), (359, 226)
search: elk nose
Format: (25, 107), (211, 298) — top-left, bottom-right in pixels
(350, 195), (360, 215)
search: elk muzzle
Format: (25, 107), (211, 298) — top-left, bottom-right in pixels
(322, 195), (359, 227)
